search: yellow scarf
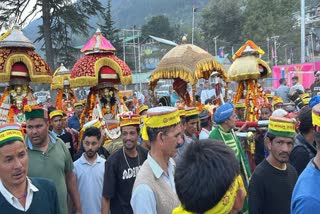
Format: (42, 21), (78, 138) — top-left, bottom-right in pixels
(172, 175), (246, 214)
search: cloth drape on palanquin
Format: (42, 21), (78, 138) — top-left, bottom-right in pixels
(0, 26), (52, 126)
(51, 63), (78, 116)
(70, 29), (131, 151)
(228, 40), (272, 171)
(149, 37), (229, 108)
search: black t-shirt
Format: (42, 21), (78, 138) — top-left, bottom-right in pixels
(103, 145), (148, 214)
(56, 130), (75, 160)
(254, 131), (266, 166)
(310, 81), (320, 96)
(248, 159), (298, 214)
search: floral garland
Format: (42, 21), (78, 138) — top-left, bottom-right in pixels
(0, 89), (8, 105)
(56, 90), (64, 110)
(0, 89), (10, 124)
(233, 81), (244, 104)
(8, 107), (15, 123)
(80, 88), (97, 128)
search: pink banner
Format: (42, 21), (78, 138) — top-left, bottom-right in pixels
(272, 62), (320, 90)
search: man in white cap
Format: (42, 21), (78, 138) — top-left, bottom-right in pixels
(131, 106), (183, 214)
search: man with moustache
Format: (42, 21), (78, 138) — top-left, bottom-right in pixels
(131, 106), (183, 214)
(248, 110), (298, 214)
(102, 113), (147, 214)
(25, 105), (81, 214)
(0, 123), (60, 213)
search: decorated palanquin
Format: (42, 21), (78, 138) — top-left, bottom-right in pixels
(0, 26), (51, 125)
(70, 29), (131, 144)
(149, 36), (229, 107)
(51, 63), (78, 115)
(229, 40), (272, 122)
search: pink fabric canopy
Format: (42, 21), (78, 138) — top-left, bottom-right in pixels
(81, 32), (116, 53)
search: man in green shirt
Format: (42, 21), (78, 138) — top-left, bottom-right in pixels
(25, 105), (82, 214)
(209, 102), (251, 183)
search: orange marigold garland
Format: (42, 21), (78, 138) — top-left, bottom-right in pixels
(56, 90), (64, 110)
(80, 88), (97, 128)
(233, 81), (244, 104)
(8, 106), (15, 122)
(0, 89), (10, 124)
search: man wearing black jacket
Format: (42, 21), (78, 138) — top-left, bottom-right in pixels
(289, 106), (317, 175)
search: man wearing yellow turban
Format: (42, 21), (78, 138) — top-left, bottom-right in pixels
(131, 106), (183, 214)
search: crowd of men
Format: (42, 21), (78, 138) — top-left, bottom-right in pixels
(1, 72), (320, 214)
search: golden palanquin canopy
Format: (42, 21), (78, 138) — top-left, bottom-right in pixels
(149, 41), (229, 92)
(51, 64), (71, 90)
(0, 26), (52, 83)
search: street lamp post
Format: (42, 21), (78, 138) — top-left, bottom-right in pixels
(301, 0), (305, 63)
(213, 36), (218, 56)
(192, 6), (197, 45)
(283, 44), (288, 64)
(266, 36), (270, 63)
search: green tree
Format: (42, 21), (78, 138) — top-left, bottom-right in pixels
(99, 0), (123, 58)
(241, 0), (299, 63)
(200, 0), (245, 55)
(0, 0), (104, 70)
(141, 15), (174, 40)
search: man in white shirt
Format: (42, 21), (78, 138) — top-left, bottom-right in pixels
(199, 110), (212, 139)
(131, 107), (183, 214)
(201, 82), (216, 104)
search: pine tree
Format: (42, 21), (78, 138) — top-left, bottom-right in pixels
(0, 0), (104, 70)
(99, 0), (122, 58)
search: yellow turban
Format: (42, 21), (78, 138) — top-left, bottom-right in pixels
(49, 110), (64, 120)
(141, 107), (180, 141)
(272, 96), (283, 106)
(119, 112), (140, 127)
(172, 175), (246, 214)
(0, 123), (24, 146)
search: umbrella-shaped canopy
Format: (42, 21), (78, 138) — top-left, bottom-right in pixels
(70, 29), (131, 88)
(0, 26), (52, 84)
(228, 40), (271, 81)
(51, 64), (71, 90)
(149, 41), (228, 92)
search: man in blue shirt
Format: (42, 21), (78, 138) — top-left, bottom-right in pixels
(275, 78), (290, 103)
(74, 127), (105, 214)
(68, 103), (84, 131)
(291, 103), (320, 213)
